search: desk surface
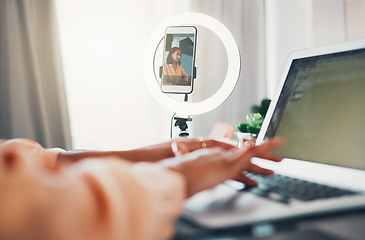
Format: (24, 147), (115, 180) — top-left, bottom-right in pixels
(174, 209), (365, 240)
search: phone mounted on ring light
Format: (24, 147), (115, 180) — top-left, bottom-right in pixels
(159, 26), (198, 137)
(160, 26), (197, 94)
(144, 13), (240, 117)
(144, 15), (240, 138)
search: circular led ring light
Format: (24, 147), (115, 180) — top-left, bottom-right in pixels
(143, 12), (240, 116)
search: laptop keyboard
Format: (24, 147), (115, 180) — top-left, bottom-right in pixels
(239, 173), (360, 204)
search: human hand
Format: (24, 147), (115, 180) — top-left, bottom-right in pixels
(161, 138), (285, 198)
(171, 138), (236, 156)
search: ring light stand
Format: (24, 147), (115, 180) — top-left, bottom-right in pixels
(143, 13), (241, 138)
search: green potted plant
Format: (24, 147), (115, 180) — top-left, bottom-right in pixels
(236, 99), (271, 147)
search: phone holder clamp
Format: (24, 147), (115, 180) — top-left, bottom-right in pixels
(174, 116), (192, 137)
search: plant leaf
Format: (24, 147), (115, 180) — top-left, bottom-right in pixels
(247, 126), (260, 134)
(237, 123), (249, 133)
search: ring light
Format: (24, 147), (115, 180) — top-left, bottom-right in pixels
(143, 12), (240, 116)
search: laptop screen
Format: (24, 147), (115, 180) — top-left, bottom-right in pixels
(264, 48), (365, 170)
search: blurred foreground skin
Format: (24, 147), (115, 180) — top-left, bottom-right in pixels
(0, 138), (284, 240)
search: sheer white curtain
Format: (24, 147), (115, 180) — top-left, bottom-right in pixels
(190, 0), (267, 137)
(0, 0), (72, 149)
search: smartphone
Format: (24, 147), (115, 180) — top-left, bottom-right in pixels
(161, 26), (197, 94)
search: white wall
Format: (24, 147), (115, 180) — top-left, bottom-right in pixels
(265, 0), (358, 97)
(346, 0), (365, 39)
(265, 0), (313, 97)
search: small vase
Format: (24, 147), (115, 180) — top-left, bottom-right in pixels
(235, 132), (257, 148)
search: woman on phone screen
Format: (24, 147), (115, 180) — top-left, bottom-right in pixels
(163, 47), (191, 86)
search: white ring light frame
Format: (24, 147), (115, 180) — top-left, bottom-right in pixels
(143, 12), (240, 116)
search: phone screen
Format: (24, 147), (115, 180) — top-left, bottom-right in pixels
(161, 26), (197, 94)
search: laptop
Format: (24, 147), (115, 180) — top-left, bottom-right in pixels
(183, 38), (365, 229)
